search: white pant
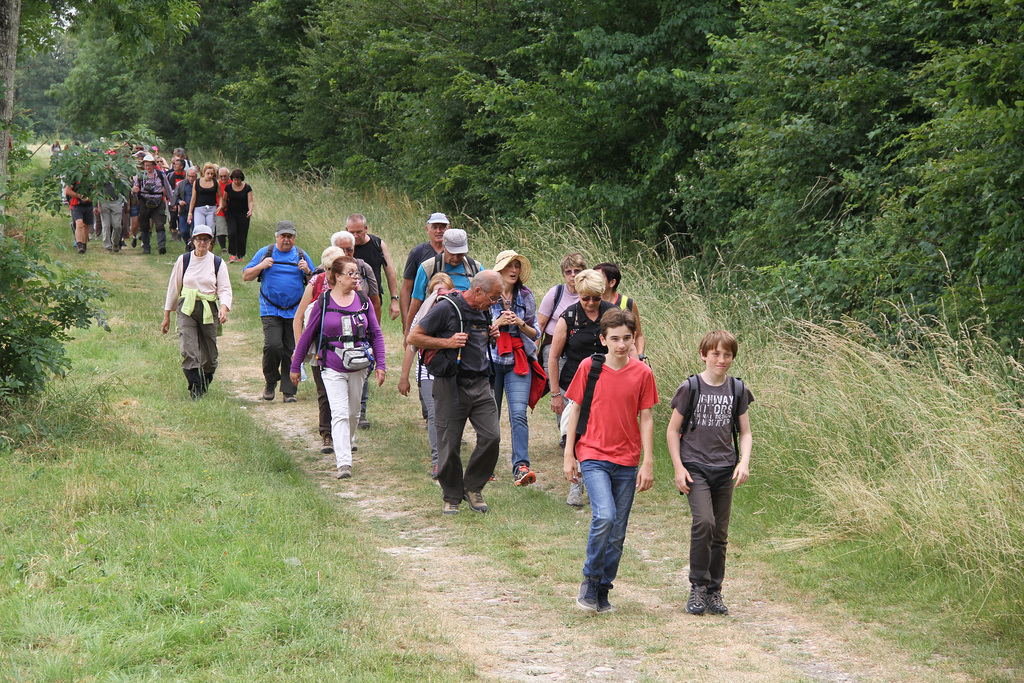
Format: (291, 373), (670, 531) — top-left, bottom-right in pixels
(322, 367), (368, 468)
(193, 204), (218, 232)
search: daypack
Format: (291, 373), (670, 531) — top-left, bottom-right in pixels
(679, 374), (745, 462)
(313, 289), (373, 368)
(420, 290), (463, 378)
(419, 251), (481, 283)
(257, 244), (310, 311)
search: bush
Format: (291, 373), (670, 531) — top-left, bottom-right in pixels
(0, 234), (108, 403)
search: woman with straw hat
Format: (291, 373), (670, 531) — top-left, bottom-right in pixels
(489, 250), (540, 487)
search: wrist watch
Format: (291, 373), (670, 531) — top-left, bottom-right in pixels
(391, 296), (399, 300)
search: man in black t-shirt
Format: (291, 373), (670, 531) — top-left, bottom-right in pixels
(407, 270), (503, 516)
(347, 213), (400, 322)
(401, 212), (450, 339)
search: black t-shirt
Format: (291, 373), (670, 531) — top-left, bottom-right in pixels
(417, 293), (491, 374)
(558, 301), (615, 389)
(403, 242), (442, 281)
(223, 183), (252, 215)
(194, 180), (218, 207)
(671, 376), (754, 468)
(354, 234), (385, 292)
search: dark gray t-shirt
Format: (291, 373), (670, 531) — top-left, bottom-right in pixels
(671, 375), (754, 468)
(403, 242), (441, 280)
(417, 293), (491, 374)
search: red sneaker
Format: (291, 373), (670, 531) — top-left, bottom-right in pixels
(514, 464), (536, 486)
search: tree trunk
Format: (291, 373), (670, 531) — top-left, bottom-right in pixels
(0, 0), (22, 235)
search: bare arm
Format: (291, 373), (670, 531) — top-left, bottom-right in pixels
(637, 408), (655, 491)
(631, 300), (645, 356)
(667, 409), (692, 494)
(400, 278), (414, 335)
(397, 343), (417, 396)
(406, 323), (467, 350)
(734, 412), (752, 486)
(562, 401), (582, 482)
(547, 318), (568, 415)
(380, 240), (401, 320)
(293, 281), (316, 342)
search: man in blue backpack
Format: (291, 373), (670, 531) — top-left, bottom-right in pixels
(243, 220), (314, 402)
(667, 330), (754, 617)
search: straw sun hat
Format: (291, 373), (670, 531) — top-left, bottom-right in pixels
(493, 250), (532, 284)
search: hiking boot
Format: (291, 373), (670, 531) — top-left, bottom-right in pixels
(158, 247), (166, 255)
(283, 394), (297, 403)
(335, 465), (351, 479)
(463, 490), (488, 513)
(320, 434), (334, 454)
(351, 444), (358, 452)
(443, 500), (460, 515)
(77, 242), (86, 254)
(559, 434), (567, 448)
(597, 588), (615, 613)
(431, 462), (438, 480)
(358, 412), (370, 429)
(686, 585), (708, 616)
(566, 481), (584, 508)
(142, 248), (151, 255)
(577, 577), (599, 612)
(131, 236), (137, 248)
(706, 590), (729, 615)
(263, 383), (276, 401)
(513, 464), (536, 487)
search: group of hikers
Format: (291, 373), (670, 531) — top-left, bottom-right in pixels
(58, 145), (254, 259)
(158, 198), (755, 616)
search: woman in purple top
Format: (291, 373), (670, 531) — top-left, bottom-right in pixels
(291, 256), (386, 479)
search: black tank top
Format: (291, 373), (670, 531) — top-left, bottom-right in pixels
(558, 300), (614, 389)
(194, 181), (218, 207)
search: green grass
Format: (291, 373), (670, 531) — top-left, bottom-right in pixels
(1, 160), (1022, 680)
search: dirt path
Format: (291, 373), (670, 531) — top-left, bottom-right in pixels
(215, 326), (970, 682)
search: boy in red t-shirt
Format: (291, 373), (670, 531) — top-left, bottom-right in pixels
(667, 330), (754, 617)
(563, 308), (658, 612)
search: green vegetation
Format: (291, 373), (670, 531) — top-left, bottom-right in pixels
(1, 164), (1021, 679)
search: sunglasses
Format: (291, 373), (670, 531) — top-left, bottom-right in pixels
(580, 295), (602, 302)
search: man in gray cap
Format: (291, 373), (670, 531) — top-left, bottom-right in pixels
(242, 220), (314, 402)
(405, 226), (482, 339)
(400, 212), (450, 338)
(131, 153), (173, 255)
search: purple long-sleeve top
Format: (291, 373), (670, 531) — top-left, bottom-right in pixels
(291, 292), (386, 374)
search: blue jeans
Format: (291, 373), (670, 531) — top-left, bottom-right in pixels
(580, 460), (637, 589)
(178, 211), (192, 245)
(491, 363), (531, 471)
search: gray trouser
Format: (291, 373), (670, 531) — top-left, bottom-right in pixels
(100, 200), (125, 249)
(178, 300), (218, 373)
(418, 377), (437, 467)
(433, 375), (500, 504)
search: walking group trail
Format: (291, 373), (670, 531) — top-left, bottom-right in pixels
(214, 322), (970, 683)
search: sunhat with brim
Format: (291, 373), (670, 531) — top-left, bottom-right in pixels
(493, 250), (532, 285)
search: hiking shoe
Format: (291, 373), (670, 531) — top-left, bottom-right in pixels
(158, 247), (166, 255)
(76, 242), (86, 254)
(706, 590), (729, 615)
(357, 412), (370, 429)
(263, 383), (276, 401)
(513, 464), (536, 486)
(335, 465), (351, 479)
(431, 462), (438, 480)
(283, 394), (297, 403)
(142, 248), (151, 255)
(443, 500), (460, 515)
(351, 444), (358, 452)
(566, 481), (584, 508)
(686, 585), (708, 615)
(131, 236), (137, 248)
(463, 490), (488, 513)
(597, 588), (615, 613)
(320, 435), (334, 454)
(577, 577), (599, 612)
(559, 434), (567, 448)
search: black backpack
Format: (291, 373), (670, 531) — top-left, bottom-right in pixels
(575, 353), (606, 439)
(679, 374), (745, 461)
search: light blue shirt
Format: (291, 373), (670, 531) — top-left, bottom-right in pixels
(411, 260), (471, 300)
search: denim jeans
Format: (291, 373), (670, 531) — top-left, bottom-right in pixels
(684, 462), (735, 592)
(491, 363), (531, 471)
(580, 459), (638, 589)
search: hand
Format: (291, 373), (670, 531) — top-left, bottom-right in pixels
(563, 452), (579, 483)
(447, 332), (468, 348)
(636, 463), (654, 492)
(733, 461), (750, 487)
(298, 259), (311, 274)
(503, 310), (519, 326)
(550, 393), (565, 416)
(488, 325), (500, 339)
(374, 368), (386, 387)
(675, 468), (693, 495)
(398, 377), (410, 396)
(389, 299), (400, 320)
(260, 256), (274, 270)
(246, 210), (252, 218)
(218, 306), (228, 324)
(160, 314), (170, 335)
(289, 371), (301, 386)
(187, 214), (193, 225)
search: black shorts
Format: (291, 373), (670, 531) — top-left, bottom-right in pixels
(71, 205), (94, 225)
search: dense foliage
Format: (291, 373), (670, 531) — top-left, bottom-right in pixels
(23, 0), (1024, 347)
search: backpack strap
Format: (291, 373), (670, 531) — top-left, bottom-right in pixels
(551, 284), (564, 313)
(730, 377), (744, 460)
(618, 295), (632, 311)
(680, 374), (701, 435)
(180, 252), (223, 290)
(575, 353), (606, 437)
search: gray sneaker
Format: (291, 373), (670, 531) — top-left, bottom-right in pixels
(566, 480), (585, 508)
(706, 590), (729, 615)
(463, 490), (488, 513)
(597, 588), (615, 613)
(335, 465), (351, 480)
(577, 577), (598, 612)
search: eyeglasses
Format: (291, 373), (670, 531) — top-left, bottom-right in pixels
(193, 236), (212, 242)
(580, 295), (602, 302)
(342, 271), (360, 278)
(279, 234), (295, 239)
(488, 293), (503, 303)
(427, 224), (448, 231)
(563, 269), (582, 275)
(343, 247), (354, 254)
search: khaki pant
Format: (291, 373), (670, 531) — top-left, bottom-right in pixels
(178, 299), (218, 373)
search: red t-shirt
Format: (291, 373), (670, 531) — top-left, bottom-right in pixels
(566, 356), (659, 466)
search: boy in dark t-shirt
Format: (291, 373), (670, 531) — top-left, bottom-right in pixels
(667, 330), (754, 616)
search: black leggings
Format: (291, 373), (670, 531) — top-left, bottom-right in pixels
(226, 213), (250, 258)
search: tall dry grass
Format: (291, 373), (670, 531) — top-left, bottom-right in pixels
(244, 166), (1024, 630)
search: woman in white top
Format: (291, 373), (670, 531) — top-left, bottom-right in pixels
(162, 225), (233, 398)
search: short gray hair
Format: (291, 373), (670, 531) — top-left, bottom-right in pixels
(331, 231), (355, 248)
